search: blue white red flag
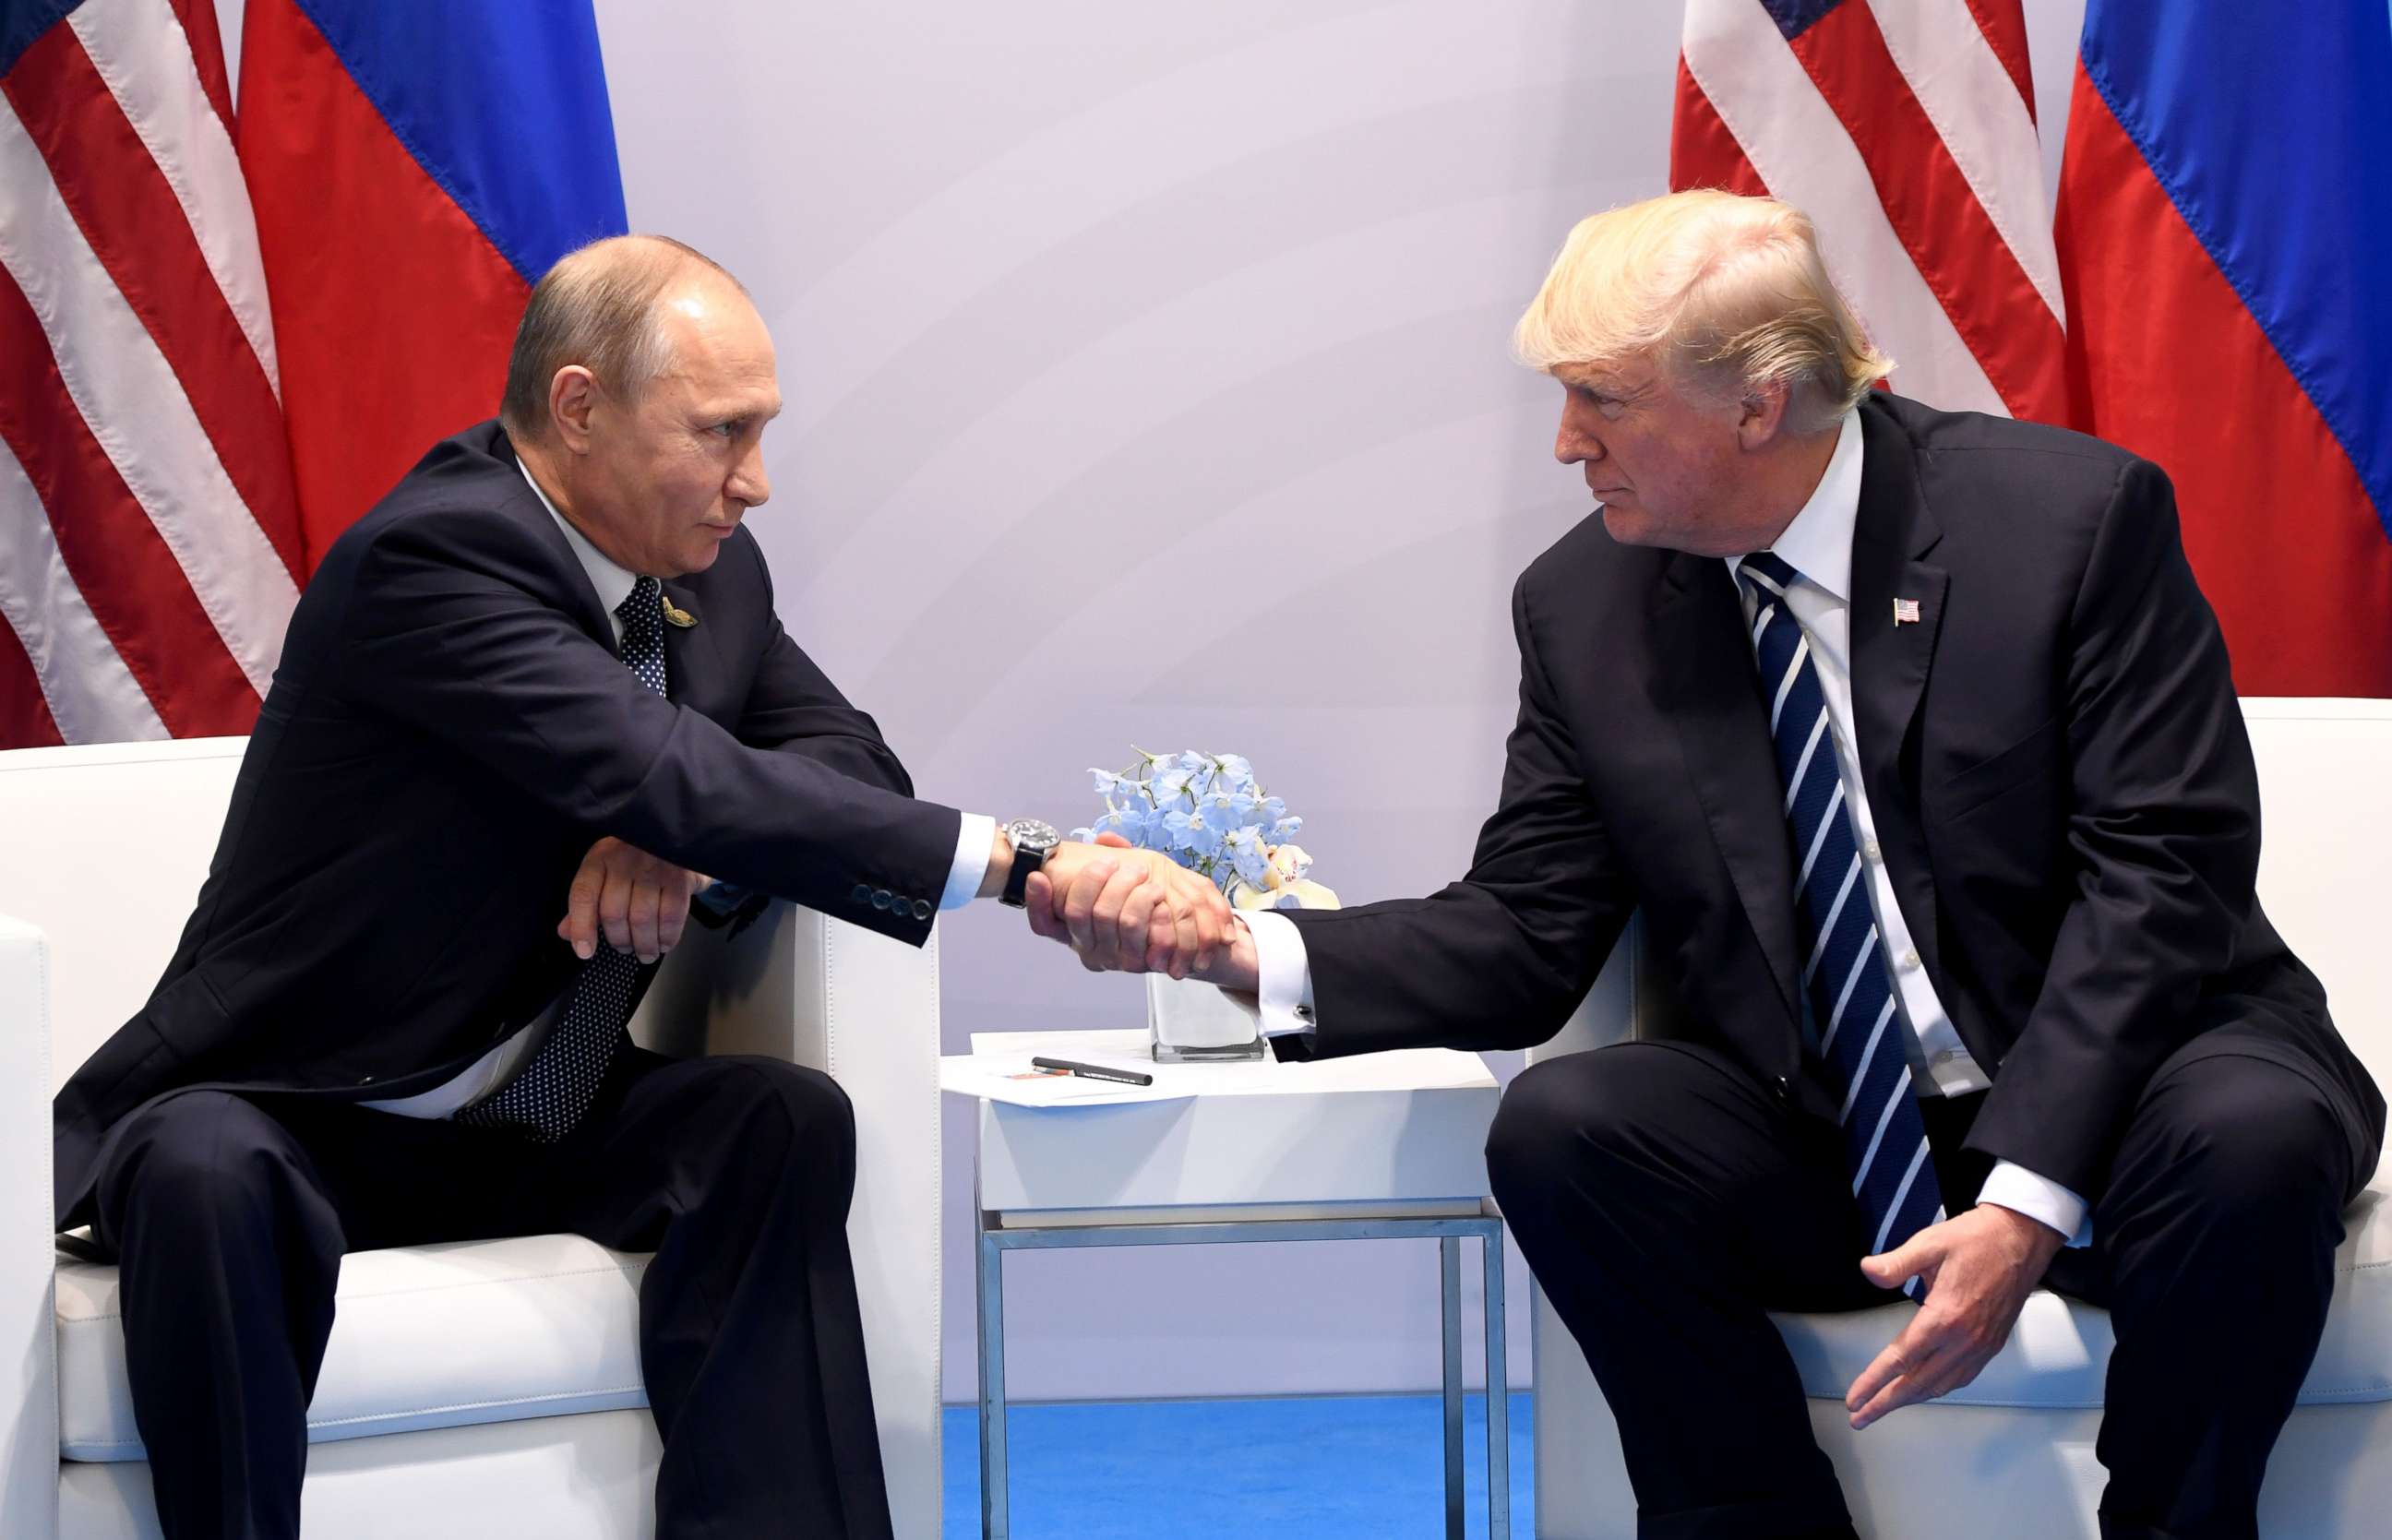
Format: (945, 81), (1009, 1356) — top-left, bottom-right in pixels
(2055, 1), (2392, 696)
(238, 0), (629, 565)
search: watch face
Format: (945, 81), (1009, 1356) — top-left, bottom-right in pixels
(1005, 818), (1062, 854)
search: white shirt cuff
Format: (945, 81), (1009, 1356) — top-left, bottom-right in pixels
(941, 814), (997, 911)
(1240, 907), (1317, 1039)
(1978, 1160), (2092, 1248)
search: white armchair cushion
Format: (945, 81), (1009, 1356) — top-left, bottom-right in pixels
(1768, 1185), (2392, 1412)
(56, 1235), (649, 1462)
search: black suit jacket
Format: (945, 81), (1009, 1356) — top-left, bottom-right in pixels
(1283, 393), (2382, 1207)
(54, 422), (962, 1228)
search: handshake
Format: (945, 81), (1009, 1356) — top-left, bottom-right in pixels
(1006, 830), (1256, 990)
(549, 829), (1262, 995)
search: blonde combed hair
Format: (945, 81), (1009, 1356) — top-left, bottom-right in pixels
(1512, 190), (1891, 433)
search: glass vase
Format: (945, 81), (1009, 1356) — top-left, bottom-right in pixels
(1146, 973), (1269, 1063)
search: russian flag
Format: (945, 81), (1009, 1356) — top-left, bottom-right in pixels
(237, 0), (628, 567)
(2055, 1), (2392, 697)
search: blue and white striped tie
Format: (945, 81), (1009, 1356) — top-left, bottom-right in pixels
(1738, 552), (1944, 1299)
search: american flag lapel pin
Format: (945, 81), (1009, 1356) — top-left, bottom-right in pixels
(1893, 597), (1921, 627)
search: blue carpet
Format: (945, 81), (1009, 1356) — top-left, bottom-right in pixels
(941, 1392), (1534, 1538)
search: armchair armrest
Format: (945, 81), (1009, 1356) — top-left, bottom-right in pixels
(2, 913), (60, 1538)
(632, 901), (942, 1540)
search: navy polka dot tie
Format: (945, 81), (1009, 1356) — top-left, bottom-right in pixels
(462, 577), (669, 1141)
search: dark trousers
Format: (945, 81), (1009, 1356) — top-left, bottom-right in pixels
(92, 1046), (892, 1540)
(1486, 1036), (2358, 1540)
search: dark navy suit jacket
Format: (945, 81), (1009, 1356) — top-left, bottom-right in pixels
(1280, 393), (2382, 1209)
(54, 421), (960, 1228)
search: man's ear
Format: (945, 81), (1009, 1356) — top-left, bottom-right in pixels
(548, 365), (600, 454)
(1735, 378), (1793, 451)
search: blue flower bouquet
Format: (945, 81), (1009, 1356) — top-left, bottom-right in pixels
(1074, 750), (1337, 912)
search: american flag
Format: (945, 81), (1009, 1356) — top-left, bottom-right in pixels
(0, 0), (302, 748)
(1672, 0), (2066, 426)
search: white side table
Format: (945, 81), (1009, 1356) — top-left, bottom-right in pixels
(951, 1027), (1511, 1540)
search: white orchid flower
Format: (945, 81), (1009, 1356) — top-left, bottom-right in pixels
(1231, 842), (1339, 910)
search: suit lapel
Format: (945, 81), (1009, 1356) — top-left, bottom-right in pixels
(1848, 399), (1947, 982)
(1646, 552), (1803, 1024)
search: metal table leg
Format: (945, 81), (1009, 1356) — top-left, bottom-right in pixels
(970, 1211), (1509, 1538)
(1483, 1224), (1512, 1540)
(1441, 1235), (1465, 1540)
(978, 1221), (1009, 1540)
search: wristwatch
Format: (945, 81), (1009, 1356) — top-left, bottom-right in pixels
(998, 818), (1063, 909)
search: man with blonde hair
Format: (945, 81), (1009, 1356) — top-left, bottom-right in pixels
(1049, 191), (2380, 1538)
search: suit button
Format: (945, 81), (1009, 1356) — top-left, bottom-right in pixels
(358, 1075), (376, 1087)
(872, 889), (893, 910)
(911, 898), (933, 921)
(1772, 1077), (1791, 1106)
(852, 883), (872, 906)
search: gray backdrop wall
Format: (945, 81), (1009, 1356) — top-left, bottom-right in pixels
(220, 0), (2087, 1404)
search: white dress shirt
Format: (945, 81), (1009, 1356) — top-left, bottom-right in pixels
(364, 462), (993, 1119)
(1243, 414), (2090, 1245)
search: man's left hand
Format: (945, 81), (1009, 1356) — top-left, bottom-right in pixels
(1845, 1203), (2067, 1430)
(557, 836), (712, 964)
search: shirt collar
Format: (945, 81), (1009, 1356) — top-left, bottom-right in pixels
(1722, 409), (1862, 603)
(518, 460), (638, 620)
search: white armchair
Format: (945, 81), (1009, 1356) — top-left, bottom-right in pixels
(0, 737), (944, 1539)
(1528, 698), (2392, 1539)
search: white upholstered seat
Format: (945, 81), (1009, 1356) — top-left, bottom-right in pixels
(55, 1235), (652, 1462)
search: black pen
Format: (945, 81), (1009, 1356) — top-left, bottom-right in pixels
(1031, 1056), (1154, 1087)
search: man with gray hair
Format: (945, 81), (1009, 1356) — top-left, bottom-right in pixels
(1047, 190), (2381, 1538)
(54, 233), (1228, 1540)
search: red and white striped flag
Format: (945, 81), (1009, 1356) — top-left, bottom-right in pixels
(0, 0), (303, 748)
(1671, 0), (2067, 426)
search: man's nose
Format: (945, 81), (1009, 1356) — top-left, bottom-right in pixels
(1556, 413), (1602, 466)
(729, 442), (770, 509)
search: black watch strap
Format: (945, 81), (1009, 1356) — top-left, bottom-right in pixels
(999, 837), (1047, 908)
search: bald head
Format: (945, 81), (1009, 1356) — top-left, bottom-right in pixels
(498, 234), (749, 442)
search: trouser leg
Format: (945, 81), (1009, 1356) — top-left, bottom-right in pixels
(550, 1049), (892, 1540)
(94, 1092), (347, 1540)
(1485, 1042), (1886, 1540)
(2081, 1045), (2357, 1540)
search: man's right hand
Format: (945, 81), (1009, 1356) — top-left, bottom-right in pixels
(557, 836), (711, 964)
(1022, 833), (1236, 980)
